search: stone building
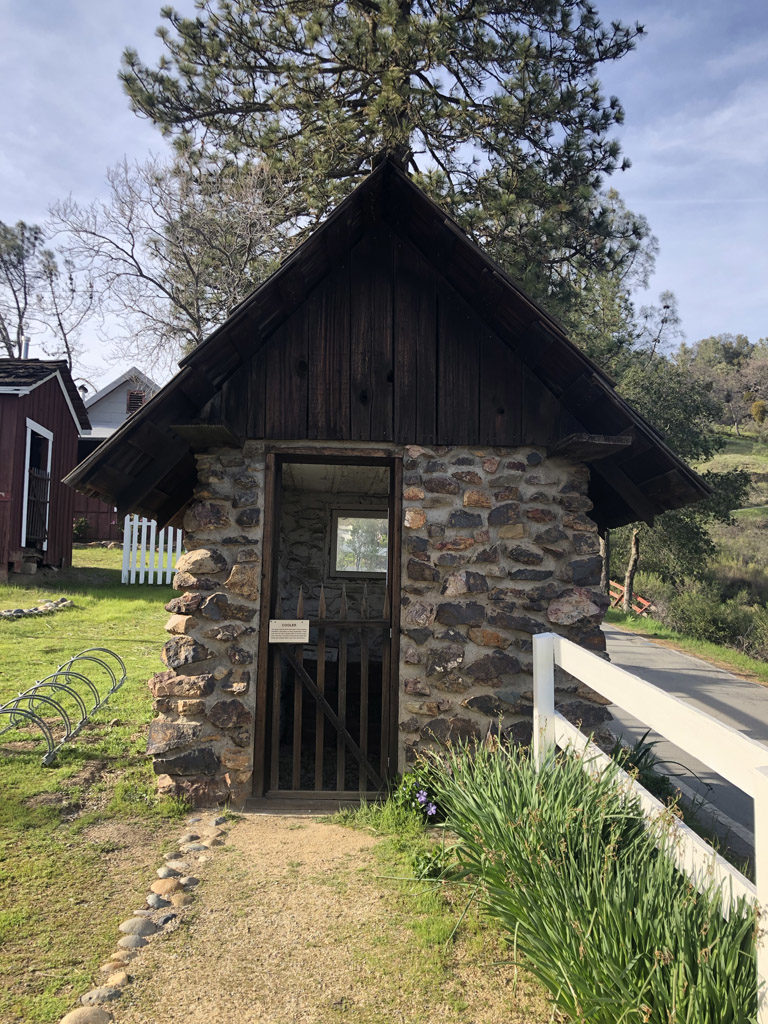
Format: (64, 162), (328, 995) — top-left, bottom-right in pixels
(66, 160), (708, 808)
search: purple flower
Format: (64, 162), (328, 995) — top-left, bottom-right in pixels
(426, 803), (437, 816)
(416, 790), (428, 804)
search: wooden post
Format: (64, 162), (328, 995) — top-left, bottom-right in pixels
(753, 765), (768, 1021)
(532, 632), (556, 770)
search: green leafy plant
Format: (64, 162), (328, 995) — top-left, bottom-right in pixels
(72, 516), (90, 541)
(420, 742), (758, 1024)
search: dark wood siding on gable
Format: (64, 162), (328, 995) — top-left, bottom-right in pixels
(199, 225), (563, 448)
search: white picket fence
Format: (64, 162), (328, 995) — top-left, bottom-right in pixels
(532, 632), (768, 1020)
(121, 514), (183, 585)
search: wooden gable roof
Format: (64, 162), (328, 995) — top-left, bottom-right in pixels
(64, 159), (709, 530)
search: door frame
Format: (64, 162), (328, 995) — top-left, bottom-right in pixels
(252, 445), (402, 799)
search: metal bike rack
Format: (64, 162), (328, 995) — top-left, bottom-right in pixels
(0, 647), (127, 765)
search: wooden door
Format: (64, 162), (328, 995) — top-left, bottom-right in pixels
(252, 452), (401, 803)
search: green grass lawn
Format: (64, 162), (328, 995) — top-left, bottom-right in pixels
(0, 548), (185, 1024)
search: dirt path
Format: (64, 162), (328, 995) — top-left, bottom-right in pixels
(116, 815), (551, 1024)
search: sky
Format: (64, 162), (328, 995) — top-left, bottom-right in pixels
(0, 0), (765, 391)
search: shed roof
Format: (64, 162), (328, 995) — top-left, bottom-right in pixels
(64, 160), (709, 530)
(0, 359), (90, 431)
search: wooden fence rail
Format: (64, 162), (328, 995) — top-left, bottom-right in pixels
(609, 579), (652, 614)
(121, 515), (183, 585)
(533, 631), (768, 1020)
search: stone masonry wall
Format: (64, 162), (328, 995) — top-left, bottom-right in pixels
(398, 444), (611, 767)
(145, 442), (265, 807)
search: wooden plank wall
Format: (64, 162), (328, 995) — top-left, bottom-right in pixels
(72, 493), (122, 541)
(2, 379), (80, 568)
(202, 226), (564, 448)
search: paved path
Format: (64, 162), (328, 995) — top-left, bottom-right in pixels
(603, 626), (768, 859)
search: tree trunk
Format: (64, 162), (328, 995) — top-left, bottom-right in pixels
(623, 528), (640, 612)
(599, 530), (610, 595)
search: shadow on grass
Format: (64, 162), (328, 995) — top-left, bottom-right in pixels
(5, 566), (172, 604)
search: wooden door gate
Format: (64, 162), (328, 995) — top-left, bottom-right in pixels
(252, 451), (402, 806)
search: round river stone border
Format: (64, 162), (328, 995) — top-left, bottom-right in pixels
(58, 814), (229, 1024)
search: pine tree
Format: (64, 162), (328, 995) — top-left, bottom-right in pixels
(121, 0), (648, 312)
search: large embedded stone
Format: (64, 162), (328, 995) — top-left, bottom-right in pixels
(487, 610), (550, 635)
(173, 572), (216, 591)
(452, 470), (482, 485)
(184, 501), (231, 532)
(146, 720), (203, 756)
(402, 601), (436, 628)
(468, 627), (510, 649)
(482, 456), (500, 474)
(426, 644), (464, 676)
(497, 523), (525, 539)
(563, 512), (594, 532)
(406, 699), (452, 717)
(435, 602), (484, 627)
(564, 556), (603, 587)
(572, 532), (600, 554)
(463, 489), (491, 508)
(441, 572), (468, 597)
(221, 669), (251, 695)
(421, 716), (481, 745)
(559, 700), (612, 729)
(218, 746), (251, 772)
(547, 588), (606, 626)
(466, 650), (521, 682)
(175, 548), (228, 575)
(161, 636), (213, 669)
(534, 525), (568, 545)
(234, 507), (261, 528)
(404, 508), (427, 530)
(407, 558), (439, 582)
(407, 537), (429, 558)
(434, 536), (475, 551)
(424, 476), (459, 495)
(525, 508), (556, 523)
(200, 593), (255, 621)
(208, 699), (252, 730)
(492, 487), (520, 502)
(224, 563), (260, 601)
(165, 593), (203, 615)
(472, 546), (499, 564)
(148, 671), (215, 699)
(403, 486), (425, 500)
(152, 747), (220, 777)
(404, 678), (431, 696)
(448, 509), (482, 528)
(237, 546), (260, 563)
(488, 503), (520, 526)
(508, 568), (552, 581)
(461, 693), (525, 716)
(507, 544), (544, 566)
(203, 622), (252, 642)
(165, 614), (197, 635)
(403, 645), (422, 664)
(227, 645), (253, 665)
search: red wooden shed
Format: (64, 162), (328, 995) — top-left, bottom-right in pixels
(0, 360), (91, 580)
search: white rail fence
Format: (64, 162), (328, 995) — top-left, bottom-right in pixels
(532, 632), (768, 1020)
(121, 514), (183, 585)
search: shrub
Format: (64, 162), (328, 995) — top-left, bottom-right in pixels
(72, 516), (90, 542)
(665, 584), (751, 647)
(420, 743), (757, 1023)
